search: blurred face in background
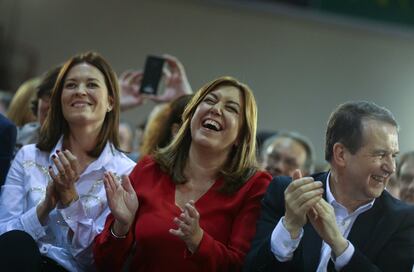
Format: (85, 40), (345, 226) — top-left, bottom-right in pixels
(119, 123), (133, 152)
(37, 94), (51, 126)
(398, 157), (414, 204)
(262, 136), (307, 177)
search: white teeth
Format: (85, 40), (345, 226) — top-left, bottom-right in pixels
(203, 119), (222, 131)
(72, 102), (90, 108)
(372, 175), (385, 182)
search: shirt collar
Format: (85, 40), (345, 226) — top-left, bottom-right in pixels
(325, 172), (375, 212)
(48, 136), (115, 173)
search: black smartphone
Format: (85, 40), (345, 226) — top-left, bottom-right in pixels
(139, 55), (165, 95)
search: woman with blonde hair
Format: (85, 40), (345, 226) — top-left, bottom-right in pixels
(7, 77), (40, 126)
(94, 76), (271, 271)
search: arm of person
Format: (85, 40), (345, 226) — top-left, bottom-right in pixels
(183, 172), (271, 271)
(244, 170), (323, 272)
(0, 114), (17, 185)
(93, 165), (140, 271)
(93, 213), (135, 272)
(0, 147), (48, 239)
(243, 176), (294, 271)
(56, 152), (136, 267)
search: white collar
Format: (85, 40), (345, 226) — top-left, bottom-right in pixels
(325, 172), (375, 212)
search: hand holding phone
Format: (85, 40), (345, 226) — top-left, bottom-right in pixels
(139, 56), (165, 95)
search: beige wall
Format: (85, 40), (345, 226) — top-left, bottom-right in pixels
(2, 0), (414, 164)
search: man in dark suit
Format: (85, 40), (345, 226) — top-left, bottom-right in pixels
(0, 113), (17, 187)
(244, 101), (414, 271)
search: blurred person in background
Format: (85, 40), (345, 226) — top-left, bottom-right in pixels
(16, 66), (60, 149)
(386, 173), (400, 199)
(139, 94), (192, 157)
(0, 113), (16, 187)
(397, 151), (414, 204)
(261, 131), (315, 177)
(118, 54), (192, 161)
(6, 77), (40, 127)
(0, 90), (13, 114)
(119, 120), (140, 161)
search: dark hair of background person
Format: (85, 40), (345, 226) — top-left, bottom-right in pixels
(325, 101), (398, 162)
(30, 65), (61, 116)
(154, 76), (259, 194)
(261, 130), (315, 174)
(37, 51), (121, 157)
(140, 94), (192, 157)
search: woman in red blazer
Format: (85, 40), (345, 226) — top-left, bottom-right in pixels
(94, 76), (271, 271)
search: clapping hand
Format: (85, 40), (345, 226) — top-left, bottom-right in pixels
(307, 199), (348, 257)
(49, 150), (80, 207)
(36, 180), (59, 225)
(284, 169), (324, 238)
(104, 172), (139, 236)
(169, 200), (203, 253)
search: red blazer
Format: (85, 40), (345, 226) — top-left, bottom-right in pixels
(94, 156), (271, 272)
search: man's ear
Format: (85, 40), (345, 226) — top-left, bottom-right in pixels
(332, 142), (347, 167)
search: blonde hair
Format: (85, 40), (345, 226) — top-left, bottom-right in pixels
(7, 78), (40, 126)
(154, 76), (259, 194)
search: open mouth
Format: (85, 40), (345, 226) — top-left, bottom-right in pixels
(372, 174), (387, 183)
(71, 101), (92, 108)
(202, 119), (222, 132)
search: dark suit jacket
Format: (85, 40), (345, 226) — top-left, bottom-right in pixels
(0, 114), (17, 186)
(244, 172), (414, 272)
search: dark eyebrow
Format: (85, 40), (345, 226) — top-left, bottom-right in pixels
(64, 77), (101, 82)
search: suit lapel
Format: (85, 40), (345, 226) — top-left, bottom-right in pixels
(348, 193), (385, 254)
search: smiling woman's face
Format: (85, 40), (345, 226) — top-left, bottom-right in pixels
(61, 62), (113, 128)
(190, 85), (244, 154)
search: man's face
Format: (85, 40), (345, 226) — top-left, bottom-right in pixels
(342, 119), (399, 202)
(262, 136), (307, 177)
(398, 157), (414, 204)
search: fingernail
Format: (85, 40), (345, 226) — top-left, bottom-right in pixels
(56, 150), (60, 154)
(52, 155), (56, 159)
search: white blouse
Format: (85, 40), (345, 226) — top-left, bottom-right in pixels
(0, 137), (135, 271)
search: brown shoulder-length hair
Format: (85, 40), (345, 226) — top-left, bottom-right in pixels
(37, 51), (121, 157)
(154, 76), (259, 194)
(140, 94), (193, 157)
